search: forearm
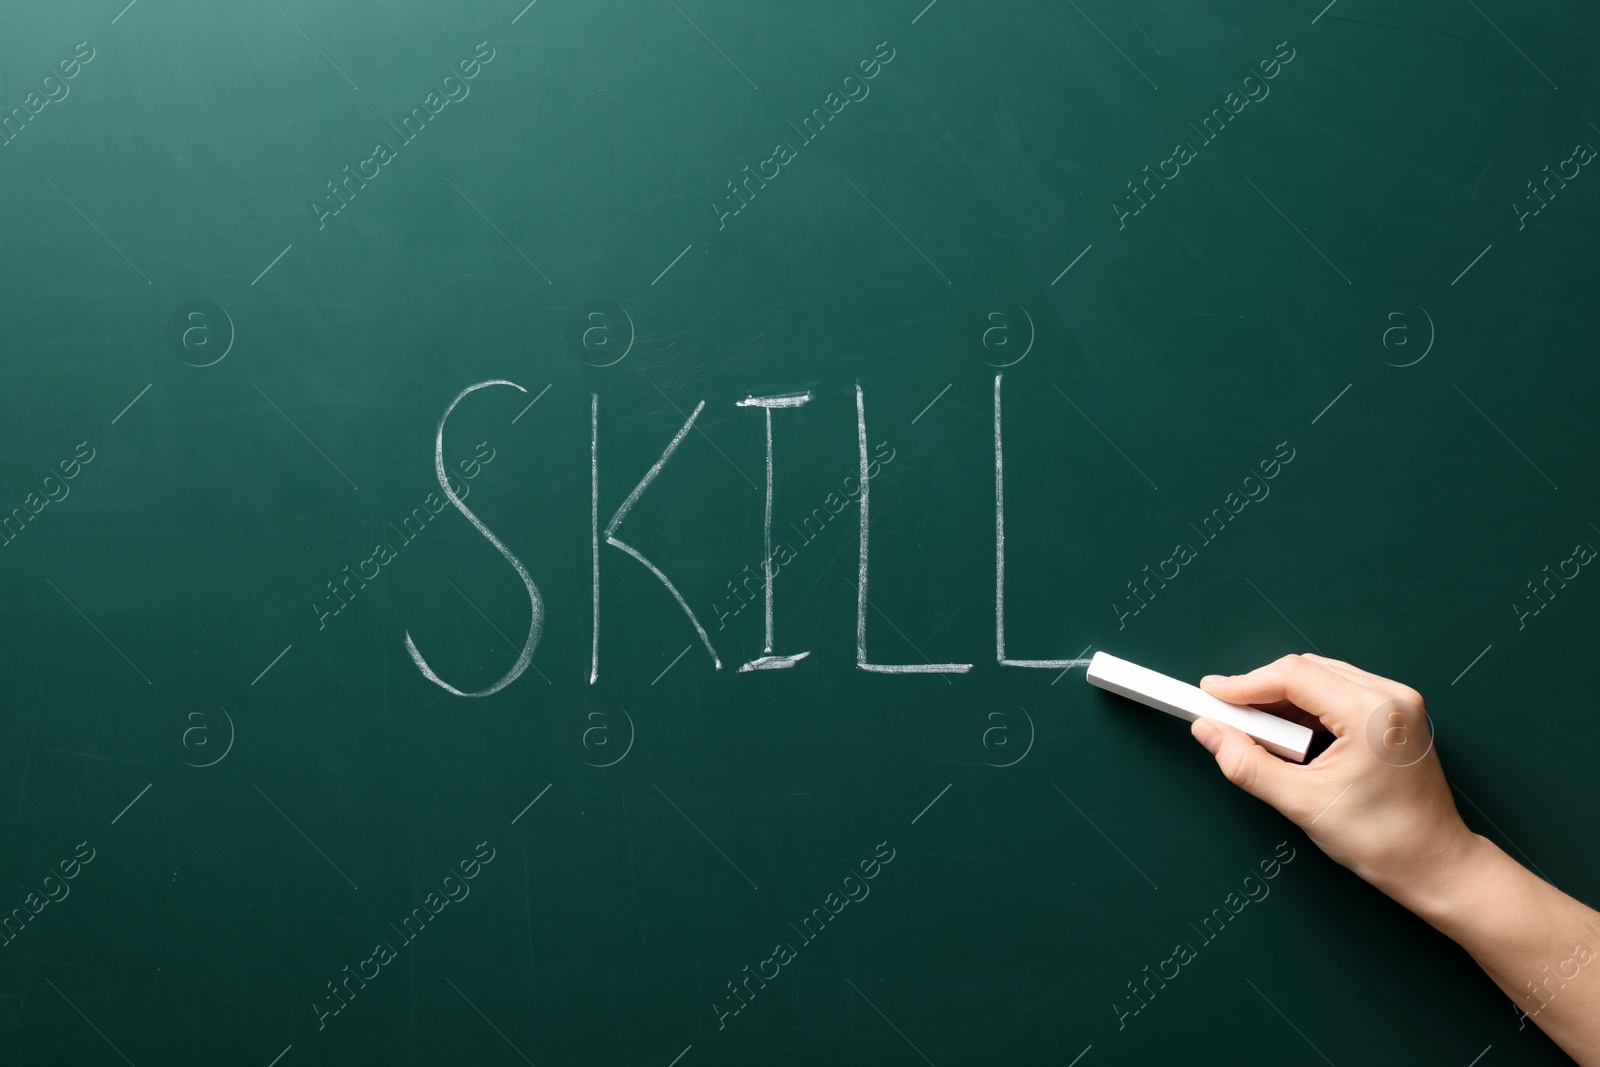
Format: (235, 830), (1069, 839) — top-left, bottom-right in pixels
(1382, 833), (1600, 1065)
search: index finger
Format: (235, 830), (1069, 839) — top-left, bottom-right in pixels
(1200, 654), (1372, 734)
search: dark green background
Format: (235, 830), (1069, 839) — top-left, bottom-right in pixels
(0, 0), (1595, 1063)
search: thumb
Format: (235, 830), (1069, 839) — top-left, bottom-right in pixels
(1190, 717), (1301, 811)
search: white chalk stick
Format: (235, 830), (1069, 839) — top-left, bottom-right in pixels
(1086, 651), (1313, 762)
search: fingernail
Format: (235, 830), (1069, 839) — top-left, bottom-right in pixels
(1192, 719), (1223, 754)
(1200, 674), (1226, 686)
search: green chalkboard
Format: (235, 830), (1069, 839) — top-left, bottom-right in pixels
(2, 0), (1597, 1064)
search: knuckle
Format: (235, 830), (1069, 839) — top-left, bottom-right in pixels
(1225, 750), (1256, 790)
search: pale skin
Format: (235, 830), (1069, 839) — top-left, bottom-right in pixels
(1191, 654), (1600, 1065)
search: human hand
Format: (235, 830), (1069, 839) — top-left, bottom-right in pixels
(1192, 654), (1480, 908)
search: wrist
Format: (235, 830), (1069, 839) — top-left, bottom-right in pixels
(1374, 831), (1504, 932)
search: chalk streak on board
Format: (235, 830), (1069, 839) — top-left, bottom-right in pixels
(443, 577), (551, 684)
(1051, 244), (1093, 284)
(44, 979), (137, 1067)
(591, 395), (601, 683)
(266, 1044), (293, 1067)
(910, 383), (951, 424)
(666, 1044), (693, 1067)
(653, 384), (759, 489)
(1310, 0), (1337, 24)
(251, 244), (293, 286)
(855, 384), (970, 677)
(444, 178), (551, 282)
(111, 782), (151, 825)
(1244, 978), (1337, 1067)
(1310, 383), (1351, 424)
(911, 783), (951, 825)
(1450, 243), (1493, 286)
(45, 578), (152, 684)
(663, 0), (760, 90)
(265, 0), (359, 90)
(511, 0), (539, 24)
(844, 978), (937, 1067)
(651, 645), (693, 686)
(1451, 644), (1492, 686)
(251, 644), (293, 686)
(1464, 0), (1558, 89)
(251, 384), (360, 490)
(1064, 0), (1158, 91)
(652, 783), (759, 890)
(111, 0), (140, 23)
(842, 177), (953, 286)
(1053, 784), (1159, 890)
(446, 978), (537, 1065)
(1450, 384), (1558, 489)
(1067, 1045), (1093, 1067)
(651, 243), (694, 286)
(1466, 1044), (1492, 1067)
(737, 394), (814, 670)
(44, 177), (152, 285)
(252, 783), (360, 890)
(111, 383), (152, 424)
(910, 0), (939, 24)
(512, 783), (552, 824)
(1051, 383), (1159, 491)
(511, 382), (551, 424)
(1241, 175), (1352, 285)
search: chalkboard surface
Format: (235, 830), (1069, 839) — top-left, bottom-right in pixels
(2, 1), (1597, 1064)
